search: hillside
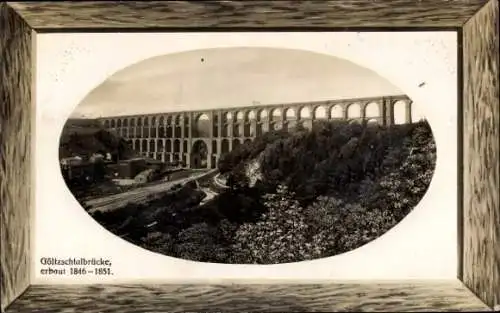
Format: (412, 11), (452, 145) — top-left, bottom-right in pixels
(219, 120), (435, 204)
(106, 119), (437, 264)
(59, 118), (137, 160)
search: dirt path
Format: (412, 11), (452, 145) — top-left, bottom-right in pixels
(199, 188), (218, 205)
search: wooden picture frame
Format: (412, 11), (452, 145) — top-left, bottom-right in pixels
(1, 1), (498, 311)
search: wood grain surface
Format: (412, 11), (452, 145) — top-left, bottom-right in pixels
(8, 0), (488, 30)
(5, 282), (492, 312)
(463, 0), (500, 309)
(0, 3), (33, 313)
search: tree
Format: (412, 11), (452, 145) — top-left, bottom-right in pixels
(175, 223), (230, 263)
(305, 196), (399, 255)
(231, 185), (319, 264)
(226, 163), (250, 190)
(141, 232), (175, 255)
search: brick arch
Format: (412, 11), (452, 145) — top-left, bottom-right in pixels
(191, 138), (210, 148)
(173, 139), (181, 153)
(232, 138), (241, 149)
(104, 120), (110, 128)
(257, 109), (268, 121)
(346, 103), (362, 118)
(157, 140), (165, 152)
(269, 108), (282, 121)
(194, 113), (211, 138)
(284, 107), (296, 120)
(174, 115), (181, 125)
(330, 105), (343, 119)
(243, 115), (253, 137)
(223, 111), (233, 122)
(364, 102), (379, 118)
(212, 113), (219, 137)
(232, 123), (242, 137)
(235, 110), (245, 121)
(221, 139), (230, 154)
(174, 116), (182, 137)
(191, 139), (209, 169)
(393, 100), (407, 125)
(313, 105), (328, 119)
(166, 124), (173, 137)
(245, 110), (256, 122)
(222, 124), (230, 137)
(298, 106), (311, 119)
(195, 113), (210, 121)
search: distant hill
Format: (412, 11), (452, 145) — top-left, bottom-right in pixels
(59, 118), (137, 160)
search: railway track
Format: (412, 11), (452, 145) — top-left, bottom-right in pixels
(87, 169), (217, 213)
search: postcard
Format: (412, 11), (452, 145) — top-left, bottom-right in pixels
(33, 31), (458, 284)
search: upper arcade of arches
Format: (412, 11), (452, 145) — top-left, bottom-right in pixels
(97, 94), (418, 134)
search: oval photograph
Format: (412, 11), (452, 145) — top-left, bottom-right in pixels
(59, 47), (436, 264)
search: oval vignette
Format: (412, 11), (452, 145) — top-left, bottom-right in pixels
(58, 47), (437, 265)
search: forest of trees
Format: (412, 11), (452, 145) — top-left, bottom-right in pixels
(91, 119), (437, 264)
(59, 118), (136, 160)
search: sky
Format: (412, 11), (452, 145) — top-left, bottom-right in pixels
(72, 47), (404, 118)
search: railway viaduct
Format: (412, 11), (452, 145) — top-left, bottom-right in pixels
(98, 94), (420, 169)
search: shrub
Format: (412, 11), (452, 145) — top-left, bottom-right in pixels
(360, 122), (437, 220)
(231, 185), (320, 264)
(305, 196), (399, 255)
(141, 232), (175, 255)
(174, 223), (230, 263)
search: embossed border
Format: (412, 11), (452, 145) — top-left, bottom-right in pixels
(1, 1), (498, 312)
